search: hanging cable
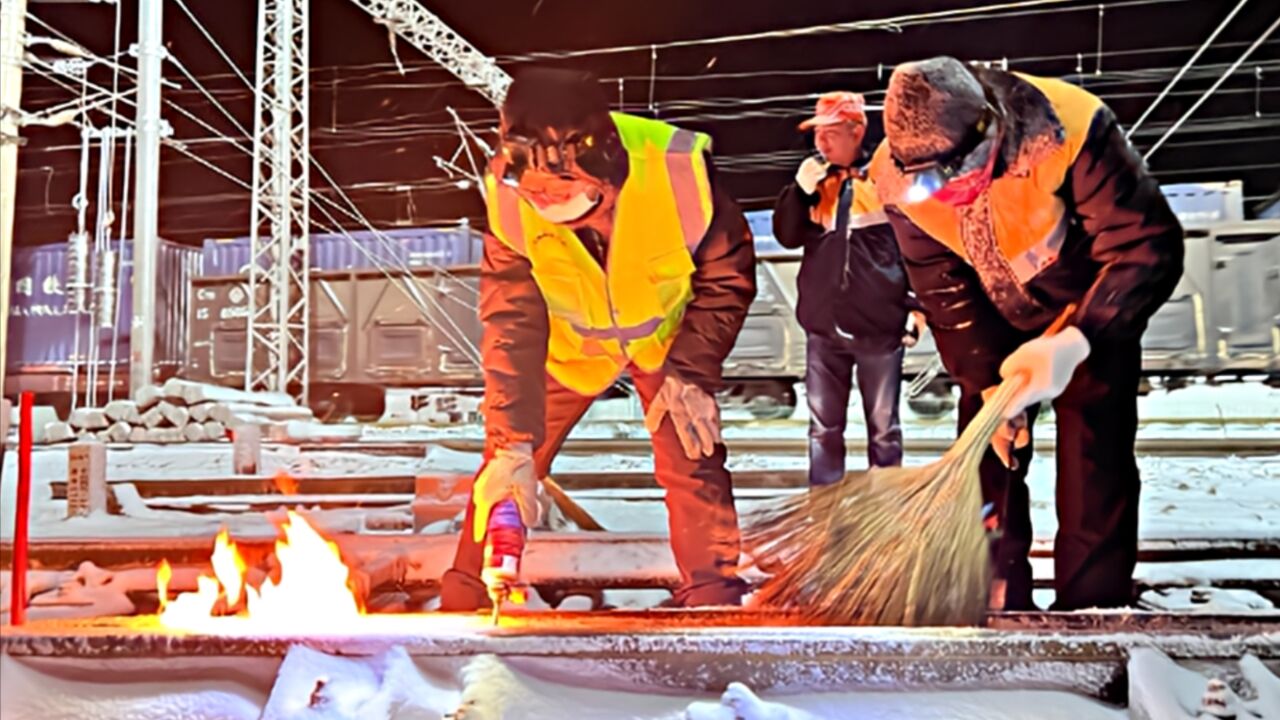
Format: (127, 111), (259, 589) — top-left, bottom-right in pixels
(1095, 4), (1105, 76)
(107, 132), (133, 403)
(648, 45), (658, 114)
(1257, 66), (1266, 117)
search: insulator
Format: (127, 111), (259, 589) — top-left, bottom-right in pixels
(66, 231), (91, 313)
(97, 249), (118, 329)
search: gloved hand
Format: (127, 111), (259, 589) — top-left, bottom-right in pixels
(644, 373), (723, 460)
(794, 156), (830, 195)
(998, 326), (1091, 420)
(903, 310), (927, 348)
(981, 386), (1030, 470)
(471, 443), (540, 543)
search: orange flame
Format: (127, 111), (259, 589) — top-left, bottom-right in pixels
(272, 469), (299, 496)
(156, 559), (172, 612)
(157, 512), (361, 631)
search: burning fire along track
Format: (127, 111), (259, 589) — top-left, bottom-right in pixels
(154, 512), (363, 634)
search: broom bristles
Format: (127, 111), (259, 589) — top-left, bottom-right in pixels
(743, 378), (1024, 626)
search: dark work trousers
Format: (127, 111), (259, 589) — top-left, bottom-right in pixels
(805, 334), (905, 486)
(956, 337), (1143, 611)
(440, 366), (747, 610)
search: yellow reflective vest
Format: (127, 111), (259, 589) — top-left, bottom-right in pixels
(484, 112), (715, 396)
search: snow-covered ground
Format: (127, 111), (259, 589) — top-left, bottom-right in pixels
(365, 380), (1280, 442)
(1, 383), (1277, 719)
(2, 441), (1277, 546)
(4, 644), (1278, 720)
(2, 379), (1277, 544)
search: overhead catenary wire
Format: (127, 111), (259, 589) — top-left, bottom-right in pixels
(1127, 0), (1253, 137)
(1144, 12), (1280, 160)
(152, 10), (490, 365)
(20, 0), (1277, 254)
(165, 5), (486, 298)
(21, 11), (1278, 187)
(497, 0), (1190, 62)
(26, 47), (484, 366)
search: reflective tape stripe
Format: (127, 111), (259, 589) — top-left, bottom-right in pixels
(1007, 211), (1069, 283)
(571, 316), (664, 342)
(667, 128), (697, 154)
(666, 130), (710, 254)
(848, 209), (889, 230)
(494, 184), (527, 255)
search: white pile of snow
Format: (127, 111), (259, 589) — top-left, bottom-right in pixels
(5, 642), (1278, 720)
(1128, 648), (1280, 719)
(452, 654), (1127, 720)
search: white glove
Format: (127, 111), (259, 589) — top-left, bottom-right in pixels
(982, 386), (1030, 470)
(795, 156), (830, 195)
(471, 443), (540, 543)
(998, 326), (1091, 420)
(644, 373), (723, 460)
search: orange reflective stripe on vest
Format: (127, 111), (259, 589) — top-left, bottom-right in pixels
(482, 113), (715, 396)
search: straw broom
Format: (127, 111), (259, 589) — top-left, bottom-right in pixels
(743, 308), (1074, 626)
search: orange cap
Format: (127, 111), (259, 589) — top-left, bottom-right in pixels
(799, 91), (867, 130)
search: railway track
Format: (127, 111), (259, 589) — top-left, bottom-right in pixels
(4, 532), (1277, 580)
(2, 612), (1276, 704)
(301, 436), (1280, 457)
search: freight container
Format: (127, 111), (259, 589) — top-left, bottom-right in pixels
(5, 238), (203, 414)
(201, 225), (483, 276)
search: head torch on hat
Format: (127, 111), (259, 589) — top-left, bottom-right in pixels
(892, 103), (1000, 204)
(499, 131), (611, 187)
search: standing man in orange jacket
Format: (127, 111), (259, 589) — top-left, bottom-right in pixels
(870, 57), (1184, 610)
(773, 92), (925, 485)
(439, 68), (756, 611)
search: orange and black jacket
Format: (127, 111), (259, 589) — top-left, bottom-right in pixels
(877, 68), (1184, 391)
(479, 167), (756, 451)
(773, 168), (921, 350)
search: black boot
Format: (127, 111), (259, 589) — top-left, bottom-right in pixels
(439, 569), (491, 611)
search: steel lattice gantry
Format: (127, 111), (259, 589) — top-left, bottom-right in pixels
(244, 0), (508, 401)
(245, 0), (310, 398)
(346, 0), (512, 106)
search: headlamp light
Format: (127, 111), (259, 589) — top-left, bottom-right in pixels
(499, 132), (602, 186)
(891, 104), (998, 204)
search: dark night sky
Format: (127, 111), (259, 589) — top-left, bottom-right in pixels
(13, 0), (1280, 247)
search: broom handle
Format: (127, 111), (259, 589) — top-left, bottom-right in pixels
(949, 304), (1078, 463)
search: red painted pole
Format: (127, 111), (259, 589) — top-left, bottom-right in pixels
(10, 391), (33, 626)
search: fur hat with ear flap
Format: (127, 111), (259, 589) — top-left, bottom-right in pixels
(883, 56), (989, 165)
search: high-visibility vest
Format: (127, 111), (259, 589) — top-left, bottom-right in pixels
(484, 112), (715, 396)
(810, 172), (888, 233)
(870, 73), (1104, 287)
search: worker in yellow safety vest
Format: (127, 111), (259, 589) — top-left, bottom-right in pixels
(869, 57), (1184, 612)
(439, 68), (757, 611)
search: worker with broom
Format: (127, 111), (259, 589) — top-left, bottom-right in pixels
(868, 57), (1184, 611)
(771, 90), (926, 484)
(438, 68), (756, 612)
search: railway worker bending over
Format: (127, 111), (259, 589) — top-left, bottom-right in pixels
(439, 67), (757, 611)
(869, 57), (1184, 611)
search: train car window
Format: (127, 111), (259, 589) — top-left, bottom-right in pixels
(1215, 232), (1278, 245)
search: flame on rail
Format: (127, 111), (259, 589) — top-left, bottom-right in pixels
(156, 512), (362, 631)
